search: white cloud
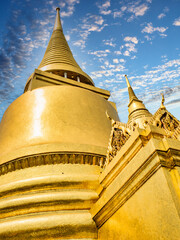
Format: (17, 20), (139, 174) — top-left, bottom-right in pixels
(119, 58), (125, 63)
(160, 33), (167, 38)
(95, 17), (104, 25)
(97, 0), (111, 15)
(81, 62), (86, 70)
(158, 13), (165, 19)
(90, 61), (125, 80)
(60, 0), (80, 17)
(129, 3), (149, 17)
(65, 35), (70, 41)
(73, 39), (85, 48)
(113, 59), (119, 63)
(88, 49), (110, 58)
(125, 43), (137, 53)
(124, 51), (130, 56)
(144, 35), (153, 41)
(124, 36), (138, 44)
(113, 2), (150, 21)
(114, 50), (122, 55)
(121, 6), (127, 12)
(113, 11), (123, 18)
(103, 38), (116, 47)
(73, 15), (107, 48)
(142, 22), (168, 34)
(173, 17), (180, 26)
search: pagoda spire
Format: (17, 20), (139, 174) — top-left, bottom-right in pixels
(38, 8), (94, 86)
(53, 8), (63, 31)
(125, 74), (138, 102)
(125, 75), (152, 128)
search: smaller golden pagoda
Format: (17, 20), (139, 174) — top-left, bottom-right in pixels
(0, 7), (179, 240)
(125, 75), (152, 128)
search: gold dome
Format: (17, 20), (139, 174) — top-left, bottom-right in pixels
(37, 8), (94, 86)
(0, 85), (119, 164)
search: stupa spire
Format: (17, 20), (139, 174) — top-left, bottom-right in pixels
(125, 75), (138, 102)
(38, 8), (94, 86)
(53, 7), (63, 31)
(124, 75), (152, 127)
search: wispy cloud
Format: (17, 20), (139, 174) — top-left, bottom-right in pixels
(88, 49), (110, 58)
(59, 0), (80, 17)
(124, 36), (138, 44)
(73, 14), (107, 48)
(142, 22), (168, 37)
(124, 51), (130, 56)
(90, 60), (125, 80)
(97, 0), (111, 15)
(114, 50), (122, 55)
(129, 3), (149, 17)
(118, 36), (138, 57)
(113, 59), (119, 63)
(157, 7), (169, 19)
(113, 1), (151, 22)
(103, 38), (116, 47)
(158, 13), (165, 19)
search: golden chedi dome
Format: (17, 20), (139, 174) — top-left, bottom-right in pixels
(0, 8), (119, 239)
(0, 8), (119, 163)
(0, 85), (118, 163)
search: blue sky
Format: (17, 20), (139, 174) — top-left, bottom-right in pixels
(0, 0), (179, 123)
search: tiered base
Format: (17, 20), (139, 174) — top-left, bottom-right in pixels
(0, 161), (100, 239)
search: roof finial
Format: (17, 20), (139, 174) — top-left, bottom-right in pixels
(53, 7), (63, 31)
(160, 93), (166, 109)
(124, 75), (138, 102)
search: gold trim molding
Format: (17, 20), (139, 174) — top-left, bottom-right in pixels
(0, 152), (105, 176)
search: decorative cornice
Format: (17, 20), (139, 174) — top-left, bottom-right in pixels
(0, 152), (105, 176)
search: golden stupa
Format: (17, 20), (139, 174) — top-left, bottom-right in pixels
(0, 8), (180, 240)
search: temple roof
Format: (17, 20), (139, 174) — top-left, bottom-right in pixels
(38, 8), (94, 86)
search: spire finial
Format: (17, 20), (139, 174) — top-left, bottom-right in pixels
(53, 7), (63, 31)
(125, 75), (131, 88)
(160, 93), (166, 109)
(124, 75), (138, 102)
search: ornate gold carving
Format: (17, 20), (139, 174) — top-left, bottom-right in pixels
(160, 112), (178, 132)
(159, 151), (176, 169)
(106, 120), (131, 166)
(172, 124), (180, 139)
(0, 152), (105, 176)
(150, 107), (180, 137)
